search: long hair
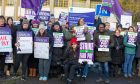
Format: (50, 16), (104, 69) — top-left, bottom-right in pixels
(7, 17), (13, 26)
(0, 15), (6, 24)
(37, 29), (46, 37)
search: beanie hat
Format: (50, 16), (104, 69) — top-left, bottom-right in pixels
(39, 24), (45, 30)
(31, 20), (40, 24)
(22, 19), (29, 25)
(70, 37), (78, 45)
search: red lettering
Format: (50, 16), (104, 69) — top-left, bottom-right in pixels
(0, 36), (7, 40)
(1, 41), (8, 46)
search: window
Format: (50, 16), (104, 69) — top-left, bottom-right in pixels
(6, 0), (14, 6)
(0, 0), (2, 6)
(43, 0), (50, 6)
(72, 0), (86, 7)
(90, 0), (102, 8)
(54, 0), (68, 7)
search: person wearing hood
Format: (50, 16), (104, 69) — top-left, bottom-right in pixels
(13, 19), (34, 80)
(28, 20), (40, 77)
(0, 16), (11, 78)
(94, 23), (114, 84)
(50, 21), (71, 77)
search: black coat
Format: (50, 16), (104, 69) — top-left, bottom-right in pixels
(111, 35), (124, 64)
(136, 32), (140, 58)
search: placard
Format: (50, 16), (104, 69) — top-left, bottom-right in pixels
(5, 52), (13, 63)
(74, 26), (85, 41)
(121, 15), (132, 28)
(53, 32), (64, 47)
(88, 26), (96, 40)
(127, 32), (137, 46)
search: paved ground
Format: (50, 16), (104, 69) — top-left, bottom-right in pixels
(1, 71), (140, 84)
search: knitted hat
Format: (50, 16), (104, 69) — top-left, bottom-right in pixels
(70, 37), (78, 45)
(39, 24), (45, 30)
(31, 20), (40, 24)
(22, 19), (29, 24)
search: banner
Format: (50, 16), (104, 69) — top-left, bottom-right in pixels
(34, 37), (49, 59)
(121, 15), (132, 28)
(25, 10), (50, 21)
(88, 26), (96, 40)
(53, 32), (64, 47)
(98, 35), (110, 52)
(5, 52), (13, 63)
(16, 31), (33, 54)
(74, 26), (85, 41)
(127, 32), (137, 46)
(68, 7), (95, 26)
(0, 27), (12, 52)
(95, 4), (110, 16)
(79, 42), (94, 64)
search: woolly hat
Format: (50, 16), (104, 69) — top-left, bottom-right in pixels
(39, 24), (45, 30)
(31, 20), (40, 24)
(22, 19), (29, 25)
(70, 37), (78, 45)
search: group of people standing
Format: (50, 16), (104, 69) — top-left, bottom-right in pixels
(0, 15), (140, 84)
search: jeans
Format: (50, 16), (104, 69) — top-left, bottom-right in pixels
(39, 58), (51, 77)
(98, 62), (109, 79)
(14, 54), (30, 76)
(82, 64), (89, 77)
(123, 53), (135, 75)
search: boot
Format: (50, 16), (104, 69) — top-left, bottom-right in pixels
(32, 68), (36, 77)
(29, 68), (33, 77)
(138, 68), (140, 77)
(6, 70), (10, 76)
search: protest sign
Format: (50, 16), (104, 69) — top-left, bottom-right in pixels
(121, 15), (132, 28)
(74, 26), (85, 41)
(68, 7), (95, 26)
(137, 22), (140, 32)
(98, 35), (110, 52)
(79, 42), (94, 65)
(109, 22), (117, 31)
(95, 4), (110, 16)
(88, 26), (96, 40)
(16, 31), (33, 54)
(127, 32), (137, 46)
(5, 52), (13, 63)
(34, 37), (49, 59)
(25, 10), (50, 21)
(53, 32), (64, 47)
(0, 27), (12, 52)
(59, 12), (68, 25)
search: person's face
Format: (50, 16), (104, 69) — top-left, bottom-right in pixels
(115, 30), (120, 37)
(23, 24), (29, 29)
(48, 22), (52, 27)
(39, 29), (45, 34)
(99, 24), (105, 32)
(8, 19), (13, 25)
(0, 19), (5, 26)
(79, 19), (84, 26)
(50, 18), (55, 23)
(54, 25), (60, 31)
(105, 23), (110, 30)
(72, 43), (77, 49)
(129, 27), (134, 32)
(33, 24), (38, 28)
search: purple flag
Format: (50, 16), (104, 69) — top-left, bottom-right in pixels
(21, 0), (45, 14)
(102, 0), (124, 20)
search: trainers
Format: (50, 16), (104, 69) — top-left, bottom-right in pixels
(124, 74), (128, 78)
(96, 78), (103, 83)
(42, 76), (48, 81)
(104, 79), (110, 84)
(39, 77), (43, 80)
(128, 74), (132, 78)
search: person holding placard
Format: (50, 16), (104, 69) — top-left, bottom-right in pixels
(13, 19), (34, 80)
(94, 23), (114, 84)
(136, 32), (140, 77)
(0, 16), (12, 78)
(28, 20), (40, 77)
(36, 24), (53, 81)
(123, 26), (137, 78)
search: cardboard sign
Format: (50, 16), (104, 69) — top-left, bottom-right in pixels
(53, 32), (64, 47)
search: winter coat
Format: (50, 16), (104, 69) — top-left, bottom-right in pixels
(111, 35), (124, 64)
(123, 32), (136, 55)
(93, 30), (114, 62)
